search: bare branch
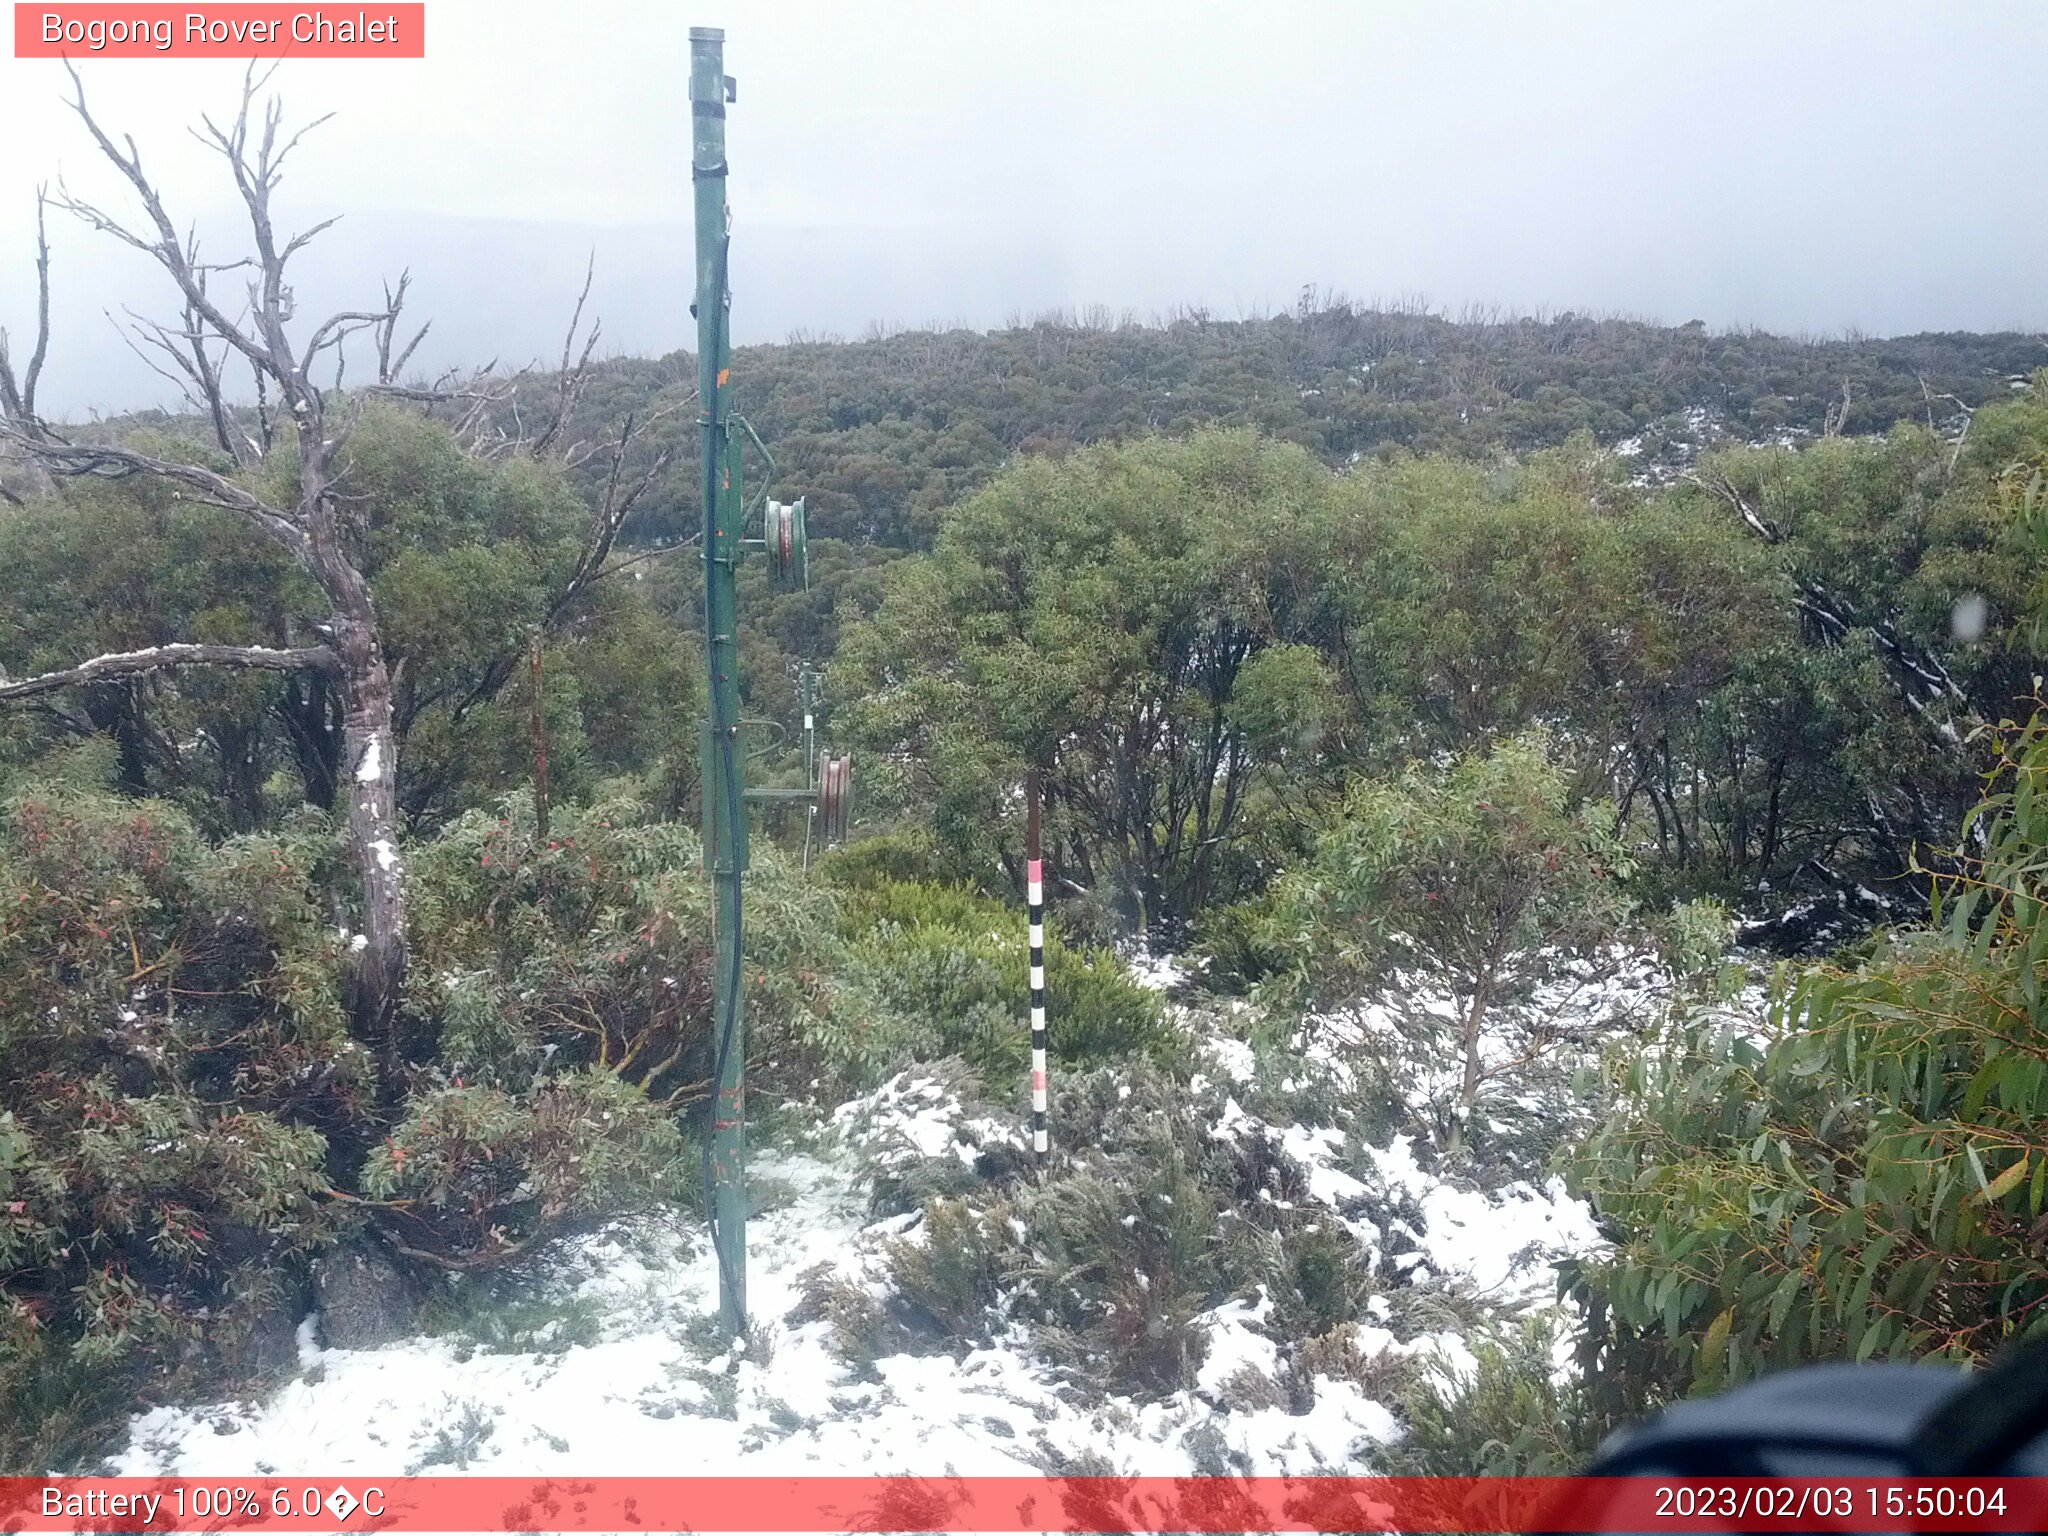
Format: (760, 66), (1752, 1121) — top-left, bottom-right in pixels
(280, 213), (342, 264)
(1684, 469), (1781, 543)
(24, 191), (52, 419)
(107, 306), (207, 406)
(0, 189), (54, 431)
(375, 272), (430, 384)
(531, 252), (600, 457)
(587, 535), (702, 586)
(252, 362), (275, 455)
(300, 309), (387, 377)
(1823, 378), (1853, 438)
(56, 62), (280, 387)
(176, 286), (252, 462)
(0, 642), (337, 702)
(1919, 375), (1975, 481)
(98, 224), (248, 462)
(0, 424), (311, 556)
(444, 394), (687, 723)
(543, 397), (689, 625)
(362, 372), (509, 411)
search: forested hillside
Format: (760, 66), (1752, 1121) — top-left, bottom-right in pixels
(6, 278), (2048, 1473)
(555, 302), (2042, 548)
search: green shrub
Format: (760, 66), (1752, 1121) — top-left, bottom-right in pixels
(789, 1262), (908, 1370)
(1011, 1149), (1221, 1394)
(1278, 1222), (1378, 1337)
(816, 831), (950, 891)
(854, 1059), (1429, 1403)
(1383, 1314), (1608, 1476)
(407, 792), (893, 1104)
(1259, 732), (1640, 1156)
(417, 1279), (606, 1357)
(883, 1197), (1008, 1341)
(407, 1396), (499, 1472)
(0, 785), (357, 1468)
(1567, 696), (2048, 1400)
(361, 1070), (687, 1269)
(842, 880), (1175, 1079)
(855, 1062), (1009, 1218)
(1191, 895), (1292, 995)
(0, 784), (888, 1467)
(0, 1332), (144, 1473)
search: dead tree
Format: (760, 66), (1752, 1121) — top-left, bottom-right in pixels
(0, 65), (674, 1079)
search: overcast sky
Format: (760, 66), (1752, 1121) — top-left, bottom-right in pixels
(1, 0), (2044, 414)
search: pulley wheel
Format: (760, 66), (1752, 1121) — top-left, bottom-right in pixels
(817, 753), (852, 845)
(764, 497), (809, 591)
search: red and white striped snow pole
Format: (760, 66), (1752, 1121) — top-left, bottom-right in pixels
(1027, 767), (1048, 1160)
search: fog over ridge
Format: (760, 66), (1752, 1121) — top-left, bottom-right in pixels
(1, 0), (2043, 415)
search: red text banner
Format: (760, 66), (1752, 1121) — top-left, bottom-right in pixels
(14, 4), (425, 57)
(0, 1476), (2044, 1533)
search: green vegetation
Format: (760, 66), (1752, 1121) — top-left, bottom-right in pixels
(1260, 732), (1641, 1153)
(864, 1060), (1419, 1400)
(1569, 693), (2048, 1398)
(842, 880), (1172, 1076)
(549, 305), (2040, 554)
(6, 290), (2048, 1470)
(1384, 1315), (1605, 1477)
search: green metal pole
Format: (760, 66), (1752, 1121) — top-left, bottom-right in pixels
(690, 23), (747, 1338)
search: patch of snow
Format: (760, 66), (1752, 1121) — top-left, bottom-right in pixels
(1203, 1034), (1257, 1086)
(1209, 1095), (1259, 1144)
(107, 973), (1633, 1482)
(833, 1072), (1020, 1171)
(108, 1144), (1400, 1479)
(1276, 1125), (1368, 1207)
(1195, 1289), (1279, 1397)
(1128, 951), (1189, 993)
(1363, 1134), (1603, 1305)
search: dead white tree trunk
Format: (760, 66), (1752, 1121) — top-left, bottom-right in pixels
(0, 65), (456, 1077)
(0, 66), (684, 1076)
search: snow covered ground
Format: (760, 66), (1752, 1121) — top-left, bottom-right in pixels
(110, 970), (1607, 1481)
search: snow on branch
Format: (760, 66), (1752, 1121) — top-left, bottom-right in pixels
(0, 642), (336, 702)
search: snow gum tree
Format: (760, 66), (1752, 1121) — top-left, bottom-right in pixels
(0, 68), (669, 1075)
(1264, 731), (1640, 1154)
(833, 428), (1356, 940)
(1566, 448), (2048, 1403)
(0, 71), (419, 1069)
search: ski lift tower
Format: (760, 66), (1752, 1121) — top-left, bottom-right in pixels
(690, 25), (851, 1341)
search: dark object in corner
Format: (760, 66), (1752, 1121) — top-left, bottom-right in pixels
(1566, 1336), (2048, 1532)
